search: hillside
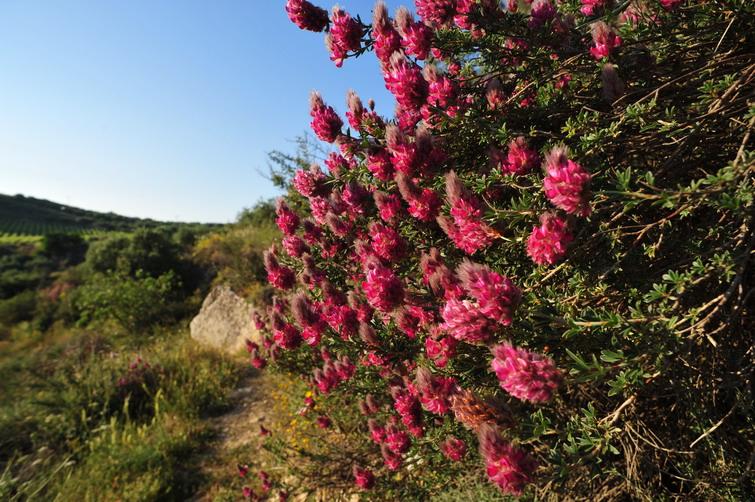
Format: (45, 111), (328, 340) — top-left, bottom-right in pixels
(0, 193), (219, 235)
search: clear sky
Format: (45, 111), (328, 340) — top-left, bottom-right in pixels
(0, 0), (406, 223)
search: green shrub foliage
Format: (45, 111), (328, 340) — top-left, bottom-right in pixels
(253, 0), (754, 499)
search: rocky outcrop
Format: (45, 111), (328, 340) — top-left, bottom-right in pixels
(190, 285), (258, 353)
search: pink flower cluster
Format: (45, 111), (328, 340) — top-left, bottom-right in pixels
(309, 92), (343, 143)
(438, 171), (495, 254)
(326, 7), (362, 67)
(415, 367), (458, 414)
(313, 354), (355, 394)
(543, 146), (592, 217)
(492, 136), (540, 175)
(491, 343), (562, 403)
(457, 260), (522, 326)
(285, 0), (328, 32)
(479, 425), (538, 495)
(590, 21), (622, 60)
(362, 256), (405, 313)
(526, 213), (574, 265)
(264, 247), (295, 290)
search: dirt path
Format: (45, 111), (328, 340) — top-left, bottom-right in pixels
(189, 367), (275, 501)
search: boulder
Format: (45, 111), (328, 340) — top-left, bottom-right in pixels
(190, 285), (259, 353)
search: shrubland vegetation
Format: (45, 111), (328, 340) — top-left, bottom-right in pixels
(246, 1), (754, 500)
(0, 198), (278, 500)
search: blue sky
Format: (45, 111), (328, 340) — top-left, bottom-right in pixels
(0, 0), (406, 222)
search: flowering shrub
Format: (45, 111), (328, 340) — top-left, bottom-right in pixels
(255, 0), (753, 499)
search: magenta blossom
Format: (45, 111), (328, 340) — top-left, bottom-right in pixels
(327, 6), (362, 67)
(384, 53), (429, 111)
(478, 425), (537, 495)
(381, 443), (403, 470)
(491, 343), (562, 403)
(527, 212), (574, 265)
(353, 465), (375, 490)
(285, 0), (329, 32)
(440, 298), (495, 344)
(456, 260), (522, 326)
(372, 2), (402, 64)
(362, 258), (405, 313)
(415, 367), (459, 414)
(543, 146), (592, 216)
(497, 136), (540, 175)
(370, 222), (406, 262)
(373, 191), (403, 222)
(590, 21), (622, 60)
(395, 7), (432, 60)
(309, 92), (343, 143)
(275, 198), (299, 235)
(441, 436), (468, 462)
(415, 0), (457, 27)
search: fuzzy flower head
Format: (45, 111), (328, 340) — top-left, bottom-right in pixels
(264, 247), (296, 290)
(362, 257), (405, 312)
(327, 6), (363, 67)
(285, 0), (329, 32)
(352, 465), (375, 490)
(456, 260), (521, 326)
(372, 1), (402, 64)
(526, 212), (573, 265)
(491, 343), (562, 403)
(542, 147), (592, 216)
(415, 367), (458, 414)
(373, 190), (403, 222)
(590, 21), (622, 60)
(367, 148), (395, 181)
(384, 53), (429, 112)
(529, 0), (557, 29)
(396, 174), (441, 222)
(498, 136), (540, 175)
(542, 146), (592, 216)
(395, 7), (432, 60)
(415, 0), (457, 27)
(309, 92), (343, 143)
(292, 163), (327, 198)
(478, 425), (537, 495)
(370, 222), (406, 262)
(440, 298), (495, 344)
(275, 198), (299, 235)
(441, 436), (467, 461)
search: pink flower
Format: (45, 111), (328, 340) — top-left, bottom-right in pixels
(372, 2), (402, 64)
(370, 223), (406, 262)
(367, 148), (395, 181)
(441, 436), (467, 461)
(440, 298), (495, 344)
(264, 248), (295, 290)
(309, 92), (343, 143)
(580, 0), (608, 15)
(325, 151), (351, 177)
(345, 89), (364, 130)
(660, 0), (683, 9)
(251, 351), (268, 369)
(396, 174), (442, 222)
(589, 21), (621, 60)
(529, 0), (557, 28)
(273, 324), (302, 350)
(242, 486), (254, 499)
(384, 53), (428, 112)
(368, 418), (386, 443)
(362, 257), (405, 313)
(275, 198), (299, 235)
(415, 0), (457, 27)
(440, 171), (495, 254)
(424, 65), (459, 113)
(384, 424), (411, 454)
(496, 137), (540, 175)
(259, 471), (271, 492)
(395, 7), (432, 60)
(415, 367), (458, 414)
(425, 334), (458, 367)
(456, 260), (521, 326)
(317, 415), (332, 428)
(486, 78), (506, 109)
(478, 425), (537, 495)
(491, 343), (562, 403)
(381, 443), (403, 470)
(542, 146), (592, 216)
(285, 0), (329, 32)
(292, 164), (326, 197)
(282, 235), (309, 258)
(353, 465), (375, 490)
(327, 6), (362, 67)
(526, 213), (573, 265)
(373, 191), (403, 222)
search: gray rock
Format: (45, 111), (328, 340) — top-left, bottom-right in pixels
(190, 285), (259, 353)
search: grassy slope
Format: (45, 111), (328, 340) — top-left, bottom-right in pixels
(0, 193), (220, 236)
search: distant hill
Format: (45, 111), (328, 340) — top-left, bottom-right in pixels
(0, 193), (220, 235)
